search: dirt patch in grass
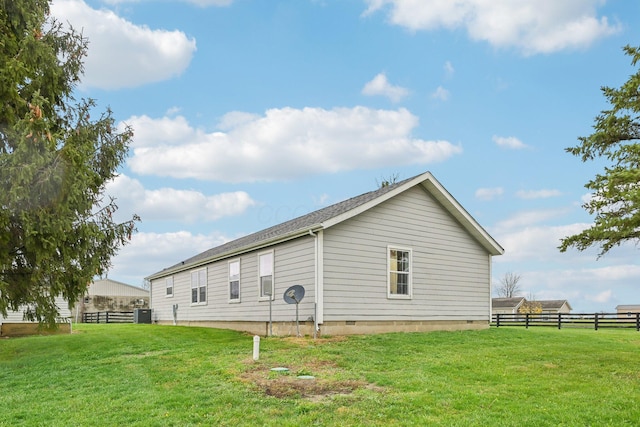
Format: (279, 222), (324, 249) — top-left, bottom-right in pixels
(240, 358), (379, 400)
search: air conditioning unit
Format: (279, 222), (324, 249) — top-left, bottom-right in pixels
(134, 308), (152, 324)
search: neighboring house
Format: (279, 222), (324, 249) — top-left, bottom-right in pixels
(539, 300), (572, 314)
(492, 298), (572, 316)
(75, 278), (149, 322)
(492, 297), (526, 315)
(616, 304), (640, 318)
(147, 171), (504, 336)
(0, 296), (71, 337)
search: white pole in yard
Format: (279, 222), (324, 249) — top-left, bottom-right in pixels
(253, 335), (260, 361)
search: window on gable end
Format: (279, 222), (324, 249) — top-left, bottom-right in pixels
(166, 277), (173, 297)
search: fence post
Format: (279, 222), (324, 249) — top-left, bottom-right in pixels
(496, 314), (500, 327)
(525, 313), (529, 329)
(594, 313), (598, 331)
(558, 313), (562, 330)
(636, 313), (639, 332)
(106, 312), (110, 324)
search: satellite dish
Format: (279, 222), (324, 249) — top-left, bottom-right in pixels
(283, 285), (305, 337)
(283, 285), (305, 304)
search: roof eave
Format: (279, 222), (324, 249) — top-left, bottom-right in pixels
(145, 224), (323, 281)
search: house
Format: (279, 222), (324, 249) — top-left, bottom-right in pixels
(147, 171), (504, 336)
(616, 304), (640, 318)
(492, 298), (572, 317)
(492, 297), (526, 315)
(539, 300), (572, 314)
(75, 278), (149, 322)
(0, 296), (71, 337)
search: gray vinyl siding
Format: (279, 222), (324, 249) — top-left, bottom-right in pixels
(322, 185), (491, 322)
(0, 296), (71, 323)
(150, 236), (316, 323)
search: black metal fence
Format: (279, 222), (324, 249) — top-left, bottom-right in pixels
(82, 311), (134, 324)
(493, 312), (640, 331)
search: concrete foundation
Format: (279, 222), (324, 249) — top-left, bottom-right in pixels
(0, 322), (72, 337)
(154, 319), (489, 336)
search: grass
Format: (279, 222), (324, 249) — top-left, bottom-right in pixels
(1, 325), (639, 426)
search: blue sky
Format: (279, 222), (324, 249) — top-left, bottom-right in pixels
(50, 0), (640, 312)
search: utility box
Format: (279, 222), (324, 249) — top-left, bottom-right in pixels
(134, 308), (152, 324)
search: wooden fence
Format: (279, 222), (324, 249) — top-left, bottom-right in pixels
(493, 312), (640, 331)
(82, 311), (134, 324)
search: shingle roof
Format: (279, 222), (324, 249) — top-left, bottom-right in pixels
(152, 175), (414, 277)
(492, 297), (525, 309)
(539, 300), (571, 310)
(147, 171), (504, 280)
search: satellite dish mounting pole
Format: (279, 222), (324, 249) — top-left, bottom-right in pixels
(295, 301), (300, 337)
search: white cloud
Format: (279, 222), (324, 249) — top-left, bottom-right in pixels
(106, 174), (256, 223)
(363, 0), (620, 55)
(125, 106), (463, 182)
(492, 219), (576, 262)
(585, 289), (613, 304)
(165, 106), (182, 116)
(475, 187), (503, 201)
(495, 209), (570, 231)
(50, 0), (196, 90)
(493, 135), (528, 149)
(443, 61), (455, 78)
(431, 86), (450, 101)
(102, 0), (234, 7)
(516, 189), (563, 199)
(106, 230), (231, 285)
(362, 73), (410, 103)
(122, 115), (197, 147)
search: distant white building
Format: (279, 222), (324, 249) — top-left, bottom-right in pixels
(75, 278), (149, 321)
(616, 304), (640, 318)
(0, 296), (71, 337)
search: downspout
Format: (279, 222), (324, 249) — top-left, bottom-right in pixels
(488, 254), (493, 324)
(308, 229), (323, 337)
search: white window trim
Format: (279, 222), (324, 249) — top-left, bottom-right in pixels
(387, 245), (413, 300)
(228, 259), (241, 303)
(165, 277), (174, 298)
(258, 250), (274, 301)
(190, 268), (208, 306)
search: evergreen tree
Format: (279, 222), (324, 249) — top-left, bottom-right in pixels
(560, 45), (640, 257)
(0, 0), (139, 325)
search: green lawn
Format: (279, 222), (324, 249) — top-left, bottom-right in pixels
(1, 324), (638, 426)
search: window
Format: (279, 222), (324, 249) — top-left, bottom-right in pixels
(388, 246), (412, 299)
(165, 277), (173, 297)
(259, 251), (274, 299)
(229, 260), (240, 302)
(191, 269), (207, 304)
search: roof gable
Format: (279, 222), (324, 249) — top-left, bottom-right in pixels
(147, 171), (504, 280)
(538, 300), (571, 310)
(492, 297), (526, 309)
